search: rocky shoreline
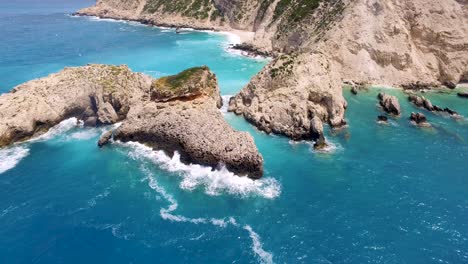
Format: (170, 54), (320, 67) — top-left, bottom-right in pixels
(0, 65), (264, 178)
(73, 0), (467, 148)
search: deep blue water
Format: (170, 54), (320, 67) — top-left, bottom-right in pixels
(1, 1), (468, 263)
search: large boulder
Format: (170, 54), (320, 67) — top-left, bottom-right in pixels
(378, 93), (401, 115)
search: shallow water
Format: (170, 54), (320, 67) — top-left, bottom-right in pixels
(1, 1), (468, 263)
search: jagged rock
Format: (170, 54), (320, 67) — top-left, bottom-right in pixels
(310, 116), (327, 149)
(351, 86), (359, 95)
(457, 92), (468, 98)
(408, 94), (462, 117)
(98, 130), (113, 147)
(97, 102), (119, 125)
(408, 94), (434, 111)
(0, 65), (264, 178)
(410, 112), (430, 127)
(378, 93), (401, 115)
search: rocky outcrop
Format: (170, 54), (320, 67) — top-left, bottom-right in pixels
(0, 65), (264, 178)
(410, 112), (430, 127)
(228, 52), (346, 146)
(408, 94), (462, 118)
(458, 92), (468, 98)
(98, 130), (113, 147)
(76, 0), (467, 143)
(0, 64), (151, 147)
(378, 93), (401, 116)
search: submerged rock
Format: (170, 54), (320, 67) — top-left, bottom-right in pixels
(98, 130), (113, 148)
(377, 115), (388, 123)
(410, 112), (430, 127)
(0, 65), (264, 178)
(378, 93), (401, 115)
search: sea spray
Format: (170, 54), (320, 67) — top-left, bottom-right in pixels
(0, 146), (30, 174)
(122, 141), (281, 199)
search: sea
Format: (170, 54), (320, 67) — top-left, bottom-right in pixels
(1, 1), (468, 263)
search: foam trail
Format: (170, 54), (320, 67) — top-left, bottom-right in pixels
(123, 142), (281, 199)
(244, 225), (274, 264)
(0, 146), (30, 174)
(143, 167), (273, 263)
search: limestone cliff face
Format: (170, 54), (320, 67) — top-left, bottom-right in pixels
(76, 0), (468, 144)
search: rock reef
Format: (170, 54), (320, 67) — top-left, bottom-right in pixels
(0, 65), (263, 178)
(408, 94), (461, 118)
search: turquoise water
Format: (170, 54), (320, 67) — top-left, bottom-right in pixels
(1, 1), (468, 263)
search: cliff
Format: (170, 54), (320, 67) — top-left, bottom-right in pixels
(0, 65), (263, 178)
(76, 0), (468, 145)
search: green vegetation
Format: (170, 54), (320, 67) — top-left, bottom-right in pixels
(143, 0), (216, 20)
(270, 54), (297, 78)
(154, 66), (206, 91)
(273, 0), (323, 22)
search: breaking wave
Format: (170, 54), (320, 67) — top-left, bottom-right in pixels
(0, 146), (30, 174)
(30, 118), (80, 142)
(122, 141), (281, 199)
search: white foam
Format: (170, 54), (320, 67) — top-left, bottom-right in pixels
(220, 95), (233, 114)
(69, 130), (98, 140)
(244, 225), (274, 264)
(0, 146), (30, 174)
(30, 118), (79, 142)
(123, 142), (280, 199)
(140, 162), (274, 263)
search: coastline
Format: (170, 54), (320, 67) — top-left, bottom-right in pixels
(70, 14), (269, 59)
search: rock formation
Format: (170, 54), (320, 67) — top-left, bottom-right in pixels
(0, 64), (151, 147)
(378, 93), (401, 116)
(408, 94), (462, 118)
(458, 92), (468, 98)
(98, 130), (113, 148)
(75, 0), (467, 143)
(0, 65), (264, 178)
(410, 112), (431, 127)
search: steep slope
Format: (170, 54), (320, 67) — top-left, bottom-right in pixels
(76, 0), (468, 145)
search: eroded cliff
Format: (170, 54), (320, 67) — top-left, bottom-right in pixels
(76, 0), (468, 146)
(0, 65), (263, 178)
